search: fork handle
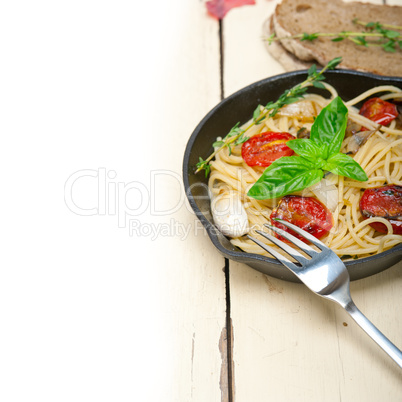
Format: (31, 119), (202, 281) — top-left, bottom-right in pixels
(345, 301), (402, 369)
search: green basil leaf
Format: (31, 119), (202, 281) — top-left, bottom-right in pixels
(247, 157), (323, 200)
(310, 96), (348, 159)
(323, 153), (368, 182)
(287, 138), (324, 161)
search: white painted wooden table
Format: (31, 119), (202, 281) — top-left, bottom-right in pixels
(1, 1), (401, 401)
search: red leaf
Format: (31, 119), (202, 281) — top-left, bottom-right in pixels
(206, 0), (256, 20)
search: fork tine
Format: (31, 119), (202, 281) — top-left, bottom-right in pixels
(271, 219), (328, 251)
(264, 224), (320, 258)
(247, 235), (301, 273)
(255, 230), (310, 266)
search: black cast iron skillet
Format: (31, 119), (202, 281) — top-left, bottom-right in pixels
(183, 69), (402, 282)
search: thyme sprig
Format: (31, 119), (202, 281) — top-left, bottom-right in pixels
(266, 20), (402, 53)
(195, 57), (342, 176)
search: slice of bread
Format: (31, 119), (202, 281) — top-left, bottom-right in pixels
(263, 15), (313, 71)
(264, 0), (402, 76)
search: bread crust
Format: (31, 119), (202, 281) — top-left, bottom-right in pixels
(263, 16), (312, 71)
(264, 0), (402, 76)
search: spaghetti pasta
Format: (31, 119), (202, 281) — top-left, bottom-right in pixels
(208, 84), (402, 260)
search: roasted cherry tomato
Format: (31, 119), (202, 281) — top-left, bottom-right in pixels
(359, 97), (398, 127)
(241, 131), (295, 167)
(270, 196), (334, 242)
(359, 185), (402, 234)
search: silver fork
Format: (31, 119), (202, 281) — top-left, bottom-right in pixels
(248, 219), (402, 369)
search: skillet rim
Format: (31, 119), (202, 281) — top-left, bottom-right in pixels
(183, 69), (402, 281)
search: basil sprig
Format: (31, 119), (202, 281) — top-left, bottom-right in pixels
(247, 97), (368, 200)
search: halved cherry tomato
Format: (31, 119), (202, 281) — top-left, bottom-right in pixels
(270, 196), (334, 242)
(241, 131), (294, 167)
(359, 97), (398, 128)
(359, 185), (402, 234)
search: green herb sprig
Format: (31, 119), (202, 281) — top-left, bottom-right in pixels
(247, 97), (368, 200)
(195, 57), (342, 176)
(266, 20), (402, 53)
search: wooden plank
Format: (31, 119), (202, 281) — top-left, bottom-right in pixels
(1, 1), (227, 401)
(112, 1), (229, 400)
(157, 2), (229, 401)
(223, 0), (402, 400)
(386, 0), (402, 5)
(223, 0), (283, 96)
(229, 261), (402, 401)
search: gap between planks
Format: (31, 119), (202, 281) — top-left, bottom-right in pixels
(222, 259), (234, 402)
(218, 18), (234, 402)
